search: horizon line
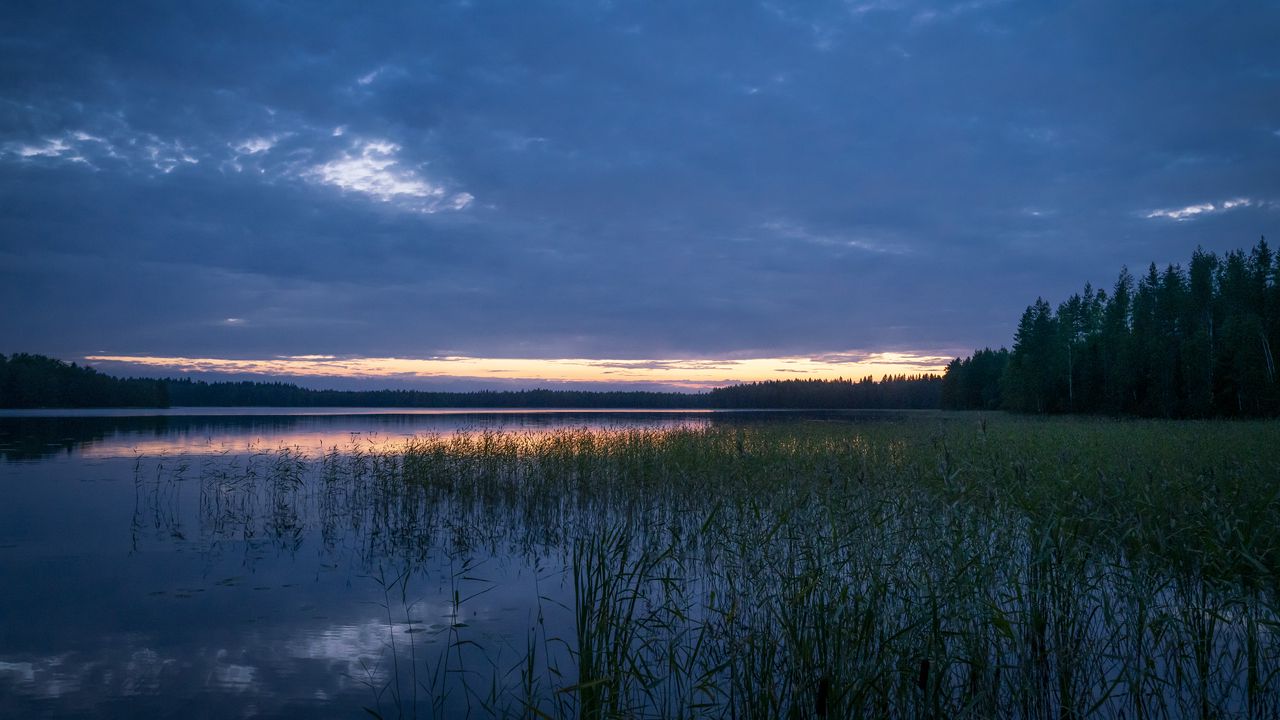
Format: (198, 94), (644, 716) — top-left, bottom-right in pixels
(82, 351), (955, 392)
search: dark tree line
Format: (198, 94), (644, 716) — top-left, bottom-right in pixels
(0, 354), (169, 408)
(708, 375), (942, 409)
(1, 355), (945, 410)
(943, 239), (1280, 417)
(939, 349), (1008, 411)
(168, 375), (943, 409)
(165, 378), (704, 409)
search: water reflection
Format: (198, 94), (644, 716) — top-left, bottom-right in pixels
(7, 412), (1265, 718)
(0, 411), (728, 718)
(0, 409), (717, 461)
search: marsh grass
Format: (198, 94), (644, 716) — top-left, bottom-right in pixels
(142, 416), (1280, 718)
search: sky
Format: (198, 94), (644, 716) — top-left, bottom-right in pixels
(2, 0), (1278, 391)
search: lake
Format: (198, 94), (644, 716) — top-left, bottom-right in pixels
(2, 409), (1276, 718)
(0, 408), (864, 718)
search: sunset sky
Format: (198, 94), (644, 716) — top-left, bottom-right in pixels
(3, 1), (1278, 390)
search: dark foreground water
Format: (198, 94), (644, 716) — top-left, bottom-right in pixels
(0, 408), (862, 718)
(3, 410), (1278, 718)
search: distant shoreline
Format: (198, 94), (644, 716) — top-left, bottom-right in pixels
(0, 353), (944, 412)
(0, 406), (947, 418)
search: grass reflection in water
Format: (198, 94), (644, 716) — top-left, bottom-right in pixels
(135, 418), (1280, 719)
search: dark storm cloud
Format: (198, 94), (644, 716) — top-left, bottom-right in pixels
(2, 0), (1278, 364)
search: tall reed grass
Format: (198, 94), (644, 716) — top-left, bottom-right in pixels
(142, 416), (1280, 718)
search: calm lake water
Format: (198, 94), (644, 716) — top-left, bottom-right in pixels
(0, 407), (890, 718)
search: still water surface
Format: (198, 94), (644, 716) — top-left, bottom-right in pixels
(0, 407), (856, 718)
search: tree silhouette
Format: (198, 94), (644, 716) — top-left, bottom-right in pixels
(944, 239), (1280, 417)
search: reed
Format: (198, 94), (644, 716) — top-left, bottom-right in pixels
(147, 415), (1280, 718)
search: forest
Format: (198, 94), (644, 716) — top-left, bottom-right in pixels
(942, 239), (1280, 417)
(164, 378), (701, 409)
(0, 355), (940, 410)
(0, 353), (169, 408)
(706, 375), (941, 409)
(14, 236), (1277, 419)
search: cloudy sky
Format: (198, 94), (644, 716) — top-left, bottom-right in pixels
(2, 1), (1277, 390)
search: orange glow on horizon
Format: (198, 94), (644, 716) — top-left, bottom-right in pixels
(85, 351), (954, 389)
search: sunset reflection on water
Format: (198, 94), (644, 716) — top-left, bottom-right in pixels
(0, 408), (716, 461)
